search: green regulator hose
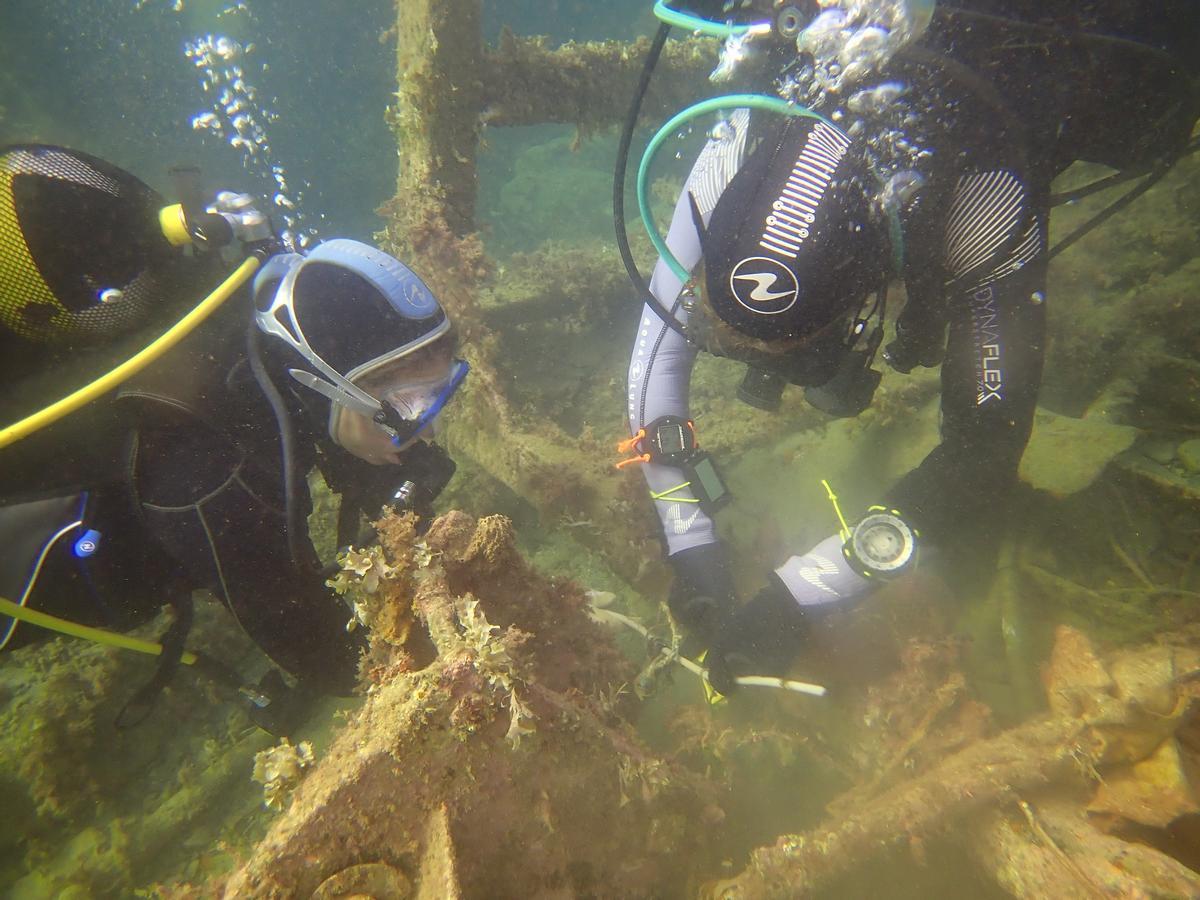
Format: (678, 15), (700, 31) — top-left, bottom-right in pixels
(651, 0), (767, 38)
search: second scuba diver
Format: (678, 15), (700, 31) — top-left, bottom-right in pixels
(619, 1), (1199, 693)
(0, 145), (466, 730)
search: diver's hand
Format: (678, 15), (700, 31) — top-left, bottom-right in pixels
(668, 543), (735, 645)
(245, 669), (315, 737)
(883, 319), (944, 374)
(706, 575), (809, 695)
(209, 191), (274, 245)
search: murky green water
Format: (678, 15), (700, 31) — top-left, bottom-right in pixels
(1, 2), (1198, 897)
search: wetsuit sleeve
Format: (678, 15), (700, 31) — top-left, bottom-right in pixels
(890, 180), (955, 363)
(626, 109), (752, 557)
(888, 169), (1048, 541)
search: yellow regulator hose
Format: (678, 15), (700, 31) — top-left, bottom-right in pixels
(0, 594), (197, 664)
(0, 256), (261, 450)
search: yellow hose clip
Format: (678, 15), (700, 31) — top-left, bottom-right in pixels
(821, 478), (852, 543)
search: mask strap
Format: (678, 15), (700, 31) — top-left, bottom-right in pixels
(259, 259), (390, 415)
(287, 369), (382, 419)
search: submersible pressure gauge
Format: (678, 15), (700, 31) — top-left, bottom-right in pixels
(844, 507), (917, 579)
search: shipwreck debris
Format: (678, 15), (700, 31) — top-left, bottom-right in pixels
(220, 510), (722, 899)
(708, 626), (1200, 899)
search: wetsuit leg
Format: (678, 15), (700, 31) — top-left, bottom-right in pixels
(888, 216), (1048, 544)
(130, 421), (364, 694)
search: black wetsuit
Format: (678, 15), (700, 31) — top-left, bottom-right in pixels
(0, 280), (401, 695)
(629, 3), (1199, 624)
(879, 4), (1198, 540)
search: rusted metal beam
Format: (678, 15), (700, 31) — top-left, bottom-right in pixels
(479, 31), (718, 130)
(387, 7), (716, 241)
(381, 9), (713, 591)
(391, 0), (484, 240)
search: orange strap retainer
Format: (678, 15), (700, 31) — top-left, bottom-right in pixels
(615, 428), (650, 469)
(615, 417), (699, 470)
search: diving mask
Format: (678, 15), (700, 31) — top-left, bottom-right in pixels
(342, 354), (469, 449)
(253, 239), (461, 453)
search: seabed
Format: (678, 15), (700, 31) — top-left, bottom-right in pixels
(4, 1), (1200, 897)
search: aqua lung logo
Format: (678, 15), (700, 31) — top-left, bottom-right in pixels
(730, 256), (799, 315)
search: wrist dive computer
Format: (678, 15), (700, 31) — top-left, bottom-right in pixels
(617, 416), (731, 513)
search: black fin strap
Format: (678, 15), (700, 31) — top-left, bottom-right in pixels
(115, 594), (194, 728)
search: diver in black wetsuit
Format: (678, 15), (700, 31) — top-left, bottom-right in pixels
(620, 2), (1199, 692)
(0, 145), (465, 723)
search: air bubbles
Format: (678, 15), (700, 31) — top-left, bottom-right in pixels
(879, 170), (925, 211)
(711, 31), (760, 83)
(708, 118), (736, 143)
(847, 81), (907, 117)
(182, 30), (321, 250)
(191, 111), (219, 131)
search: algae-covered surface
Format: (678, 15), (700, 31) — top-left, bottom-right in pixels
(3, 1), (1200, 898)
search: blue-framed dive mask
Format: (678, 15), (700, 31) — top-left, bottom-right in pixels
(253, 239), (464, 449)
(373, 357), (470, 447)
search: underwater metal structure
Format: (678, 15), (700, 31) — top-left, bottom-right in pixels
(375, 0), (719, 598)
(214, 5), (1200, 898)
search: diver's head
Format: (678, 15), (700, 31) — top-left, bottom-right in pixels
(653, 1), (817, 41)
(253, 239), (466, 465)
(690, 116), (888, 386)
(0, 145), (178, 344)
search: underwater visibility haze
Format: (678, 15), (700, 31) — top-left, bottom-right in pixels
(1, 1), (1199, 897)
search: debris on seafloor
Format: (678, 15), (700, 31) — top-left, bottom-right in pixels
(217, 509), (724, 899)
(251, 738), (315, 812)
(706, 625), (1200, 899)
(1018, 409), (1138, 497)
(204, 503), (1200, 899)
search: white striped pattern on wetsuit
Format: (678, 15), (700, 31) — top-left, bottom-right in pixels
(970, 219), (1042, 292)
(688, 108), (751, 219)
(943, 170), (1042, 282)
(759, 121), (850, 260)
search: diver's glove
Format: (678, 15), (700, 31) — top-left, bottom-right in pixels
(245, 668), (315, 738)
(882, 318), (945, 374)
(705, 574), (810, 696)
(668, 542), (736, 646)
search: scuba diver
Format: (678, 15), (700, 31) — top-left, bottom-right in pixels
(616, 2), (1199, 693)
(0, 145), (465, 729)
